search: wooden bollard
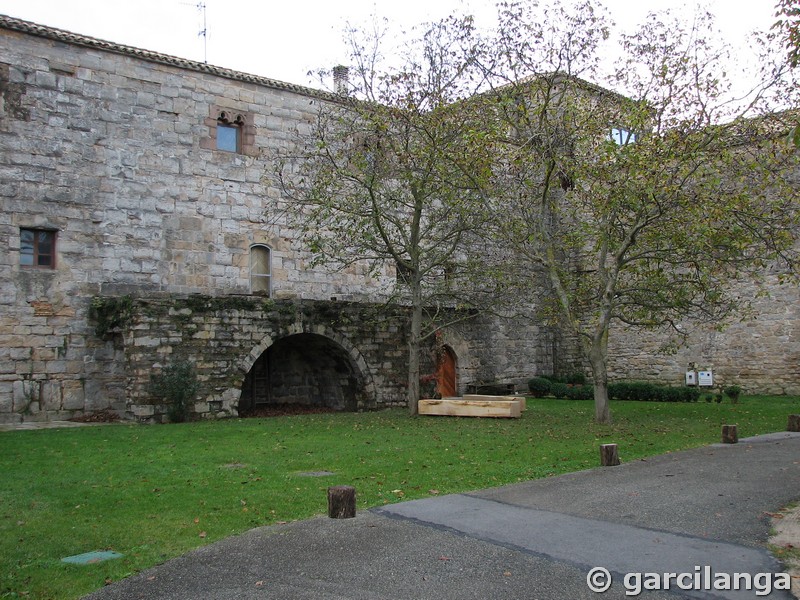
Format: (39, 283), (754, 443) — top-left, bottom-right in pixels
(721, 424), (738, 444)
(600, 443), (620, 466)
(327, 485), (356, 519)
(788, 415), (800, 432)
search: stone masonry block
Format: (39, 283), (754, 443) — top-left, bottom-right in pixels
(40, 379), (62, 410)
(130, 404), (155, 417)
(62, 380), (85, 410)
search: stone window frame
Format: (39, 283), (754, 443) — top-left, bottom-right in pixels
(202, 106), (257, 156)
(250, 244), (272, 296)
(216, 111), (244, 152)
(19, 227), (57, 269)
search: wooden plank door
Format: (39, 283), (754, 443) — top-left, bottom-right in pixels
(436, 346), (457, 398)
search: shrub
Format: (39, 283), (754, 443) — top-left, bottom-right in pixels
(566, 372), (587, 385)
(550, 382), (570, 399)
(89, 295), (133, 337)
(527, 377), (552, 398)
(609, 382), (656, 402)
(658, 387), (684, 403)
(724, 385), (742, 404)
(149, 360), (199, 423)
(566, 384), (593, 400)
(680, 387), (701, 403)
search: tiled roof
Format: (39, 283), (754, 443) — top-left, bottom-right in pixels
(0, 13), (337, 101)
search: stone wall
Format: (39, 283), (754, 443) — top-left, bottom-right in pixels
(117, 296), (409, 422)
(438, 312), (563, 393)
(0, 15), (798, 424)
(0, 19), (393, 301)
(606, 268), (800, 395)
(0, 18), (397, 422)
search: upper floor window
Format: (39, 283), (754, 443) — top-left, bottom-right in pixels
(216, 111), (245, 153)
(250, 245), (271, 296)
(20, 228), (56, 268)
(609, 127), (637, 146)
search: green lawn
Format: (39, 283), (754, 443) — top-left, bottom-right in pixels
(1, 396), (798, 599)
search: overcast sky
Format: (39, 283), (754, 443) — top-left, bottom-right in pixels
(0, 0), (777, 89)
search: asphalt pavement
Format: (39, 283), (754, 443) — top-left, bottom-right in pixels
(85, 432), (800, 600)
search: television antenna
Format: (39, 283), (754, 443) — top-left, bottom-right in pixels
(180, 2), (207, 63)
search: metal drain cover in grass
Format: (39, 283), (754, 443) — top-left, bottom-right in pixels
(61, 551), (124, 565)
(296, 470), (336, 477)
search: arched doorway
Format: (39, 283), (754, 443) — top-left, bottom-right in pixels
(239, 333), (366, 414)
(436, 345), (458, 398)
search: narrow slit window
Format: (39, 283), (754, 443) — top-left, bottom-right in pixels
(250, 245), (271, 296)
(20, 229), (56, 268)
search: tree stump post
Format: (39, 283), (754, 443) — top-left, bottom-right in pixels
(721, 424), (738, 444)
(788, 415), (800, 432)
(327, 485), (356, 519)
(600, 443), (620, 466)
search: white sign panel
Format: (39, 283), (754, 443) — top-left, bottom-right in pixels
(698, 371), (714, 387)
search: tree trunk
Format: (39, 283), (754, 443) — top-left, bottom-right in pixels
(327, 486), (356, 519)
(407, 285), (423, 415)
(721, 424), (738, 444)
(600, 443), (620, 466)
(588, 330), (611, 425)
(788, 414), (800, 432)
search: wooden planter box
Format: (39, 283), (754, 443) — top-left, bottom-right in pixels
(419, 397), (523, 418)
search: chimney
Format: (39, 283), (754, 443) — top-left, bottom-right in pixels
(333, 65), (349, 95)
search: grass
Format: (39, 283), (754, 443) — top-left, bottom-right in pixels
(1, 395), (798, 599)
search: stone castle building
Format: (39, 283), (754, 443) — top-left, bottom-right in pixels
(0, 15), (560, 423)
(0, 15), (797, 423)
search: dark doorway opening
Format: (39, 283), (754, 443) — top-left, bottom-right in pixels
(239, 333), (365, 415)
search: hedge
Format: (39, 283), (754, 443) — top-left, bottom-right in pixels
(538, 379), (700, 403)
(607, 382), (700, 403)
(527, 377), (552, 398)
(541, 373), (587, 385)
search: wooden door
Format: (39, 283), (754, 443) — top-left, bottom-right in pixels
(436, 346), (457, 398)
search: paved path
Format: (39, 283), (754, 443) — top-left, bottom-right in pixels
(86, 432), (800, 600)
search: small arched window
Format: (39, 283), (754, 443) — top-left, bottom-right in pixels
(250, 245), (271, 296)
(216, 111), (245, 153)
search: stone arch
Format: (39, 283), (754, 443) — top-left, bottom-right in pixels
(236, 323), (377, 413)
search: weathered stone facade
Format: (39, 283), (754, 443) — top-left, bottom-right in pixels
(120, 297), (410, 422)
(606, 267), (800, 395)
(0, 15), (797, 423)
(0, 16), (557, 423)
